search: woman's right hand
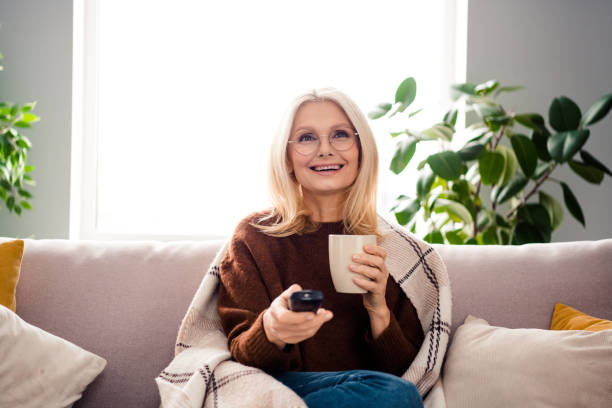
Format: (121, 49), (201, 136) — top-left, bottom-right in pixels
(263, 284), (333, 350)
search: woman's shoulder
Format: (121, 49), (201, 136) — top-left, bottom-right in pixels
(232, 209), (277, 241)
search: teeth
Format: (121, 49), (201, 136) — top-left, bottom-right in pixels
(313, 165), (342, 171)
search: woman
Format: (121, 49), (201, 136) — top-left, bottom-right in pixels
(217, 88), (424, 408)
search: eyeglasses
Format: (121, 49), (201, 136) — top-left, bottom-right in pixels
(287, 129), (359, 156)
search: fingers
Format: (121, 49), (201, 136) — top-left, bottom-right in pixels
(280, 283), (303, 301)
(267, 307), (334, 345)
(349, 245), (389, 295)
(362, 244), (387, 259)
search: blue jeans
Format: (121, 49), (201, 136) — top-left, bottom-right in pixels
(272, 370), (423, 408)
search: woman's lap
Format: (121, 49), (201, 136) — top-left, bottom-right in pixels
(272, 369), (423, 408)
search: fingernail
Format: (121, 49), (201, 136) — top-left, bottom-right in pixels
(349, 264), (357, 271)
(353, 254), (360, 261)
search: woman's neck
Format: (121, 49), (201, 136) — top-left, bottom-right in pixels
(302, 192), (345, 222)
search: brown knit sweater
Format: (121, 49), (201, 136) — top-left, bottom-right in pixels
(217, 211), (424, 376)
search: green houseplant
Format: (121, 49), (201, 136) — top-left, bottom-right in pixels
(0, 51), (38, 216)
(370, 77), (612, 245)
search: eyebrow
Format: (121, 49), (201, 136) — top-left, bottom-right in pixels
(294, 123), (353, 134)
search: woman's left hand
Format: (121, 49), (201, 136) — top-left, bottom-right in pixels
(350, 244), (391, 338)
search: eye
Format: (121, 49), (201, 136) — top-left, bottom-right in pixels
(332, 130), (350, 139)
(298, 133), (317, 143)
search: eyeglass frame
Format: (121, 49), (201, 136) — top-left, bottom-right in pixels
(286, 128), (360, 156)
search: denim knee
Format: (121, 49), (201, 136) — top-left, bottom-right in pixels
(349, 370), (423, 407)
(392, 379), (422, 406)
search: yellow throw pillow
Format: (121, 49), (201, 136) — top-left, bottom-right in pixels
(0, 240), (25, 311)
(551, 303), (612, 332)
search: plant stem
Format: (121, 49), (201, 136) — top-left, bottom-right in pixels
(506, 164), (557, 218)
(491, 125), (506, 150)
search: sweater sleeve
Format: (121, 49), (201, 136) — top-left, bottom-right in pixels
(365, 295), (424, 376)
(217, 221), (301, 372)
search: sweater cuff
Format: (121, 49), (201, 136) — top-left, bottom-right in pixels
(237, 310), (300, 371)
(365, 312), (417, 375)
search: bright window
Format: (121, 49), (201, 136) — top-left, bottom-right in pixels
(72, 0), (467, 239)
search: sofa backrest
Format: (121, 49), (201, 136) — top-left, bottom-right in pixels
(14, 239), (223, 408)
(435, 239), (612, 335)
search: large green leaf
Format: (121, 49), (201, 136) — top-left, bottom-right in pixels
(493, 175), (528, 205)
(494, 85), (524, 96)
(427, 151), (464, 180)
(514, 113), (546, 131)
(549, 96), (581, 132)
(21, 113), (39, 123)
(393, 196), (421, 226)
(368, 102), (392, 119)
(421, 123), (454, 141)
(547, 129), (590, 163)
(416, 171), (436, 199)
(495, 213), (511, 228)
(532, 162), (552, 180)
(496, 145), (518, 185)
(390, 138), (418, 174)
(561, 182), (585, 227)
(532, 129), (551, 161)
(423, 230), (444, 244)
(451, 82), (477, 99)
(513, 222), (548, 244)
(568, 160), (604, 184)
(517, 203), (552, 242)
(457, 143), (485, 161)
(475, 80), (499, 95)
(478, 150), (505, 185)
(395, 77), (417, 112)
(474, 103), (505, 120)
(510, 134), (538, 177)
(443, 109), (458, 127)
(539, 191), (564, 230)
(480, 226), (499, 245)
(451, 179), (473, 207)
(445, 229), (465, 245)
(433, 198), (474, 225)
(580, 150), (612, 176)
(477, 211), (492, 230)
(581, 93), (612, 127)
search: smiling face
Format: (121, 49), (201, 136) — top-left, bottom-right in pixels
(287, 100), (360, 202)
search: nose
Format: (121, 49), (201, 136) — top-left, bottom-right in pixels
(317, 136), (334, 157)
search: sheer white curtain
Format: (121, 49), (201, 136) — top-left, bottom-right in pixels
(72, 0), (467, 239)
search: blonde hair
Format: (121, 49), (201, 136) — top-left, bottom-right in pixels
(254, 87), (379, 237)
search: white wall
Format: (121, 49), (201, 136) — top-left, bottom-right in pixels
(1, 0), (610, 241)
(0, 0), (73, 238)
(467, 0), (612, 241)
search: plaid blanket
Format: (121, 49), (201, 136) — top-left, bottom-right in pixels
(156, 217), (452, 407)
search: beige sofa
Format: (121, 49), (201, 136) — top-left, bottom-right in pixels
(5, 237), (612, 407)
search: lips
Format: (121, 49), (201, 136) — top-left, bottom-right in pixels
(310, 164), (344, 172)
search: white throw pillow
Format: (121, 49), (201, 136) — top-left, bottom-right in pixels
(442, 315), (612, 408)
(0, 305), (107, 408)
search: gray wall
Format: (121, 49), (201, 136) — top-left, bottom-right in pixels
(1, 0), (610, 241)
(467, 0), (612, 241)
(0, 0), (73, 238)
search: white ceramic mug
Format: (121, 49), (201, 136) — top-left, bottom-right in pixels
(328, 234), (377, 294)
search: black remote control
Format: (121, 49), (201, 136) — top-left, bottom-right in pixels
(289, 290), (323, 313)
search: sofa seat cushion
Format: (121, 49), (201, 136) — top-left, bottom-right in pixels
(0, 305), (106, 408)
(442, 315), (612, 407)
